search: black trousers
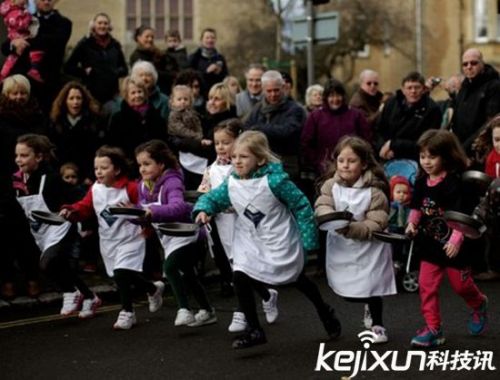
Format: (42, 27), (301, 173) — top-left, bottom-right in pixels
(233, 270), (331, 329)
(343, 296), (384, 327)
(113, 268), (157, 312)
(40, 226), (93, 299)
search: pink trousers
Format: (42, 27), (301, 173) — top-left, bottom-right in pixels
(418, 260), (485, 330)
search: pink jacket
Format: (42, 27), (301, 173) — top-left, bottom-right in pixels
(0, 1), (33, 40)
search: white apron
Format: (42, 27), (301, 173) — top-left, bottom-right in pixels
(228, 176), (304, 285)
(326, 180), (396, 297)
(93, 183), (146, 277)
(209, 163), (236, 260)
(17, 175), (71, 253)
(179, 151), (208, 175)
(141, 184), (198, 260)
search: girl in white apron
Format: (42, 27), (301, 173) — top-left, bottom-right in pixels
(14, 134), (100, 318)
(135, 140), (215, 327)
(198, 119), (244, 331)
(61, 145), (164, 330)
(315, 136), (396, 344)
(194, 131), (341, 349)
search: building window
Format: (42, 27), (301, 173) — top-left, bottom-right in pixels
(126, 0), (193, 40)
(474, 0), (488, 42)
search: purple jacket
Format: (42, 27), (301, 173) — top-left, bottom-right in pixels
(300, 104), (371, 174)
(138, 169), (192, 223)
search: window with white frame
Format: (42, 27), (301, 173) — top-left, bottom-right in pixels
(126, 0), (194, 40)
(474, 0), (488, 41)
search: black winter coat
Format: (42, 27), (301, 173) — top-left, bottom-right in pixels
(244, 99), (306, 156)
(374, 91), (442, 160)
(51, 112), (105, 181)
(107, 101), (167, 160)
(452, 64), (500, 151)
(64, 36), (128, 104)
(188, 48), (228, 97)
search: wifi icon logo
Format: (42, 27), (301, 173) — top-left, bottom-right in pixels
(358, 331), (378, 349)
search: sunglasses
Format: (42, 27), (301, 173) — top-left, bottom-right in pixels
(462, 60), (480, 67)
(365, 81), (379, 86)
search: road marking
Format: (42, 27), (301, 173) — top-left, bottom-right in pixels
(0, 304), (124, 329)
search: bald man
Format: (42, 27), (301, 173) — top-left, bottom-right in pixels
(349, 69), (383, 125)
(451, 48), (500, 152)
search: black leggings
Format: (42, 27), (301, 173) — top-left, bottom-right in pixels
(40, 227), (93, 299)
(344, 296), (383, 327)
(233, 270), (330, 329)
(113, 268), (157, 312)
(163, 242), (211, 310)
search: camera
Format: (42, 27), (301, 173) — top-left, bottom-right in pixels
(431, 77), (442, 85)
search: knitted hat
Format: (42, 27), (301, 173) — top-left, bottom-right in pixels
(389, 175), (412, 202)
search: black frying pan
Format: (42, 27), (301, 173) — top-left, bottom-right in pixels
(316, 211), (353, 231)
(108, 207), (146, 217)
(462, 171), (492, 193)
(372, 231), (409, 243)
(443, 211), (486, 239)
(31, 210), (67, 226)
(157, 222), (200, 237)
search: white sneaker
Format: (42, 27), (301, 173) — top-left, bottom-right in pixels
(174, 308), (195, 326)
(148, 281), (165, 313)
(188, 308), (217, 327)
(363, 304), (373, 329)
(262, 289), (279, 324)
(228, 311), (248, 333)
(78, 295), (102, 319)
(113, 310), (137, 330)
(371, 325), (388, 344)
(60, 291), (83, 316)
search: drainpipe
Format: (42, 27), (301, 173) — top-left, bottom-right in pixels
(415, 0), (423, 73)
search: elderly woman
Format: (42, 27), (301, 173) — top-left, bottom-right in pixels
(130, 60), (169, 120)
(0, 74), (47, 299)
(300, 79), (371, 175)
(64, 12), (128, 104)
(108, 76), (166, 161)
(130, 25), (178, 96)
(50, 81), (104, 183)
(305, 84), (324, 114)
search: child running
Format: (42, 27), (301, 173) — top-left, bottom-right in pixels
(315, 136), (396, 343)
(14, 134), (100, 317)
(135, 139), (216, 327)
(60, 145), (164, 330)
(198, 118), (248, 331)
(194, 131), (340, 349)
(406, 129), (488, 347)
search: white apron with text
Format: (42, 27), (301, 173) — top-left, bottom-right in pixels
(17, 174), (71, 253)
(93, 183), (145, 277)
(228, 176), (303, 285)
(209, 163), (236, 260)
(326, 180), (396, 297)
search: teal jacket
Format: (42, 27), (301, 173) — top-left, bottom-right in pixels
(193, 162), (319, 251)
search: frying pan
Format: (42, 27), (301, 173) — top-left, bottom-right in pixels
(108, 207), (146, 217)
(462, 171), (492, 193)
(157, 222), (200, 237)
(372, 231), (409, 243)
(443, 210), (486, 239)
(31, 210), (67, 226)
(316, 211), (353, 232)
